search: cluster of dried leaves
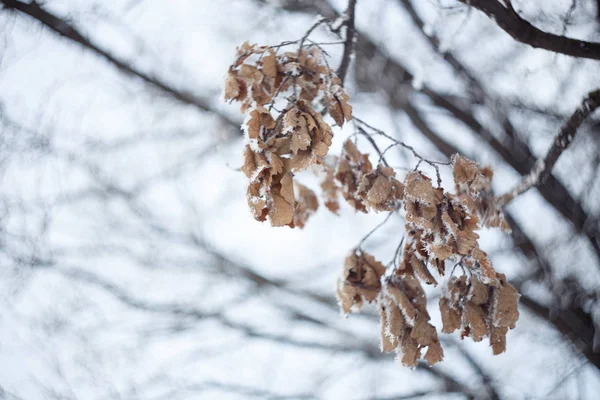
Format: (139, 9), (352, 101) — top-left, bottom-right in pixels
(225, 41), (519, 368)
(225, 42), (351, 227)
(332, 140), (404, 213)
(335, 152), (519, 367)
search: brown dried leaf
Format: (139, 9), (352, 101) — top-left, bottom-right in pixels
(262, 49), (277, 79)
(321, 165), (340, 214)
(448, 276), (469, 302)
(387, 303), (405, 337)
(452, 154), (479, 184)
(340, 92), (353, 122)
(241, 146), (269, 180)
(410, 314), (437, 346)
(269, 194), (294, 227)
(404, 172), (437, 205)
(387, 286), (417, 323)
(380, 306), (396, 352)
(492, 274), (520, 329)
(472, 248), (498, 285)
(430, 243), (453, 262)
(246, 109), (264, 141)
(360, 253), (386, 288)
(239, 64), (263, 83)
(490, 326), (508, 355)
(342, 139), (363, 164)
(424, 340), (444, 365)
(465, 303), (487, 342)
(285, 150), (314, 172)
(312, 141), (329, 157)
(251, 83), (271, 105)
(224, 71), (241, 100)
(268, 153), (284, 177)
(337, 281), (361, 315)
(400, 335), (421, 367)
(294, 182), (318, 229)
(241, 145), (256, 178)
(469, 277), (489, 305)
(247, 183), (268, 221)
(279, 173), (295, 204)
(439, 297), (462, 334)
(338, 251), (386, 311)
(328, 102), (344, 127)
(291, 119), (312, 154)
(410, 255), (437, 286)
(367, 175), (393, 204)
(327, 89), (352, 126)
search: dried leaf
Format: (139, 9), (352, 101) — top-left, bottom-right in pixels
(337, 251), (386, 314)
(410, 255), (437, 286)
(400, 335), (421, 367)
(410, 314), (437, 346)
(492, 274), (520, 329)
(246, 109), (262, 141)
(247, 183), (267, 221)
(380, 306), (396, 352)
(291, 121), (312, 154)
(404, 172), (438, 205)
(294, 182), (318, 228)
(452, 154), (479, 184)
(269, 194), (294, 227)
(465, 303), (487, 342)
(473, 248), (498, 285)
(424, 341), (444, 365)
(387, 303), (405, 337)
(469, 277), (489, 305)
(439, 297), (462, 333)
(321, 164), (340, 214)
(224, 71), (241, 100)
(262, 49), (277, 79)
(387, 286), (417, 323)
(239, 64), (263, 83)
(490, 326), (508, 355)
(337, 281), (360, 315)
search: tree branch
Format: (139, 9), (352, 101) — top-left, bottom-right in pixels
(337, 0), (357, 86)
(499, 89), (600, 206)
(397, 0), (485, 103)
(457, 0), (600, 60)
(0, 0), (241, 132)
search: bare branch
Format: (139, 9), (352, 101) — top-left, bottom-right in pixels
(457, 0), (600, 60)
(499, 89), (600, 206)
(0, 0), (241, 132)
(397, 0), (485, 103)
(337, 0), (357, 86)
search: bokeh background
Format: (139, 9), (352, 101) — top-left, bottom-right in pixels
(1, 0), (600, 399)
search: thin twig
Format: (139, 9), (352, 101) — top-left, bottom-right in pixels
(298, 17), (330, 50)
(354, 116), (449, 186)
(357, 211), (395, 250)
(498, 89), (600, 206)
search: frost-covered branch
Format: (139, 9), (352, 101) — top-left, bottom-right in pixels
(498, 89), (600, 206)
(336, 0), (357, 86)
(457, 0), (600, 60)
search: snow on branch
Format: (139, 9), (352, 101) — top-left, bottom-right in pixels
(458, 0), (600, 60)
(498, 89), (600, 206)
(336, 0), (358, 86)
